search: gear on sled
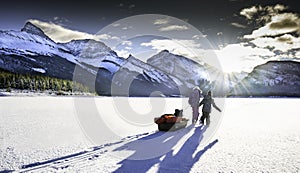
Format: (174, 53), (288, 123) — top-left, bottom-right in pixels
(154, 109), (189, 131)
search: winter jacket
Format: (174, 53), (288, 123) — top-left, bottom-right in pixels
(199, 95), (220, 113)
(188, 88), (201, 107)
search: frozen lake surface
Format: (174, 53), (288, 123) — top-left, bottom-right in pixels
(0, 97), (299, 172)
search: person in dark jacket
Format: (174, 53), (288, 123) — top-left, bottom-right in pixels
(199, 90), (221, 126)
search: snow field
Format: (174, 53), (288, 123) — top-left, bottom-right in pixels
(0, 97), (299, 172)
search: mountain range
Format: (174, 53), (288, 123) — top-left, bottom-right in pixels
(230, 61), (300, 97)
(0, 22), (299, 97)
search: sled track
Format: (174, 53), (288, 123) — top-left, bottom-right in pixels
(15, 132), (151, 172)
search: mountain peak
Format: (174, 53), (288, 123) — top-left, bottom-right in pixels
(21, 22), (49, 38)
(127, 54), (135, 59)
(158, 49), (170, 55)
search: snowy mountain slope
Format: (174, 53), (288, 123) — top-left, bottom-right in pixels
(2, 22), (299, 97)
(0, 23), (76, 64)
(0, 23), (96, 83)
(147, 50), (230, 96)
(63, 39), (112, 57)
(0, 22), (181, 96)
(21, 22), (51, 39)
(128, 55), (189, 94)
(147, 50), (209, 84)
(94, 54), (181, 96)
(231, 61), (300, 96)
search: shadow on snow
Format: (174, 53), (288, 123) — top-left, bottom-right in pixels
(113, 125), (218, 173)
(16, 133), (150, 172)
(13, 125), (217, 172)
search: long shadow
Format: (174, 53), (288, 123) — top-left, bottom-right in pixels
(158, 126), (218, 172)
(113, 125), (218, 173)
(112, 125), (194, 173)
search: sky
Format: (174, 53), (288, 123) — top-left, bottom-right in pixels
(1, 0), (300, 72)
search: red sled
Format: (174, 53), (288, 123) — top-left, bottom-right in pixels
(154, 109), (189, 131)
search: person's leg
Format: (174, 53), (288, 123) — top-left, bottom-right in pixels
(192, 106), (199, 123)
(206, 114), (211, 126)
(201, 112), (209, 125)
(200, 112), (205, 124)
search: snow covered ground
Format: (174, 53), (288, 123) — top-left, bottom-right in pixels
(0, 97), (299, 172)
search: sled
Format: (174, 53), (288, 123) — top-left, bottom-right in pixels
(154, 110), (189, 131)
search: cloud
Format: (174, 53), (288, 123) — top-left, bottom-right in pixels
(230, 22), (246, 28)
(95, 34), (119, 41)
(29, 19), (119, 43)
(158, 25), (189, 32)
(121, 40), (132, 46)
(140, 39), (277, 72)
(296, 51), (300, 59)
(240, 6), (259, 20)
(240, 4), (300, 55)
(250, 34), (300, 52)
(115, 49), (131, 58)
(269, 14), (299, 30)
(213, 44), (275, 72)
(192, 34), (207, 39)
(51, 16), (70, 26)
(240, 4), (287, 23)
(277, 35), (293, 43)
(154, 18), (169, 25)
(244, 13), (300, 38)
(216, 4), (300, 72)
(141, 39), (201, 58)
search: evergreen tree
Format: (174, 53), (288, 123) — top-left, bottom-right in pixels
(0, 70), (92, 94)
(6, 80), (11, 92)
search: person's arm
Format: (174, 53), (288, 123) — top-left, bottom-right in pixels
(199, 99), (204, 107)
(212, 99), (222, 112)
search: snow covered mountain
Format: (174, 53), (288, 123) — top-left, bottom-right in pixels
(147, 50), (209, 85)
(230, 61), (300, 97)
(2, 22), (299, 97)
(93, 54), (181, 96)
(147, 50), (229, 96)
(0, 22), (181, 96)
(0, 22), (82, 78)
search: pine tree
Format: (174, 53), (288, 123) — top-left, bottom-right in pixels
(0, 70), (93, 95)
(20, 78), (25, 90)
(6, 80), (11, 92)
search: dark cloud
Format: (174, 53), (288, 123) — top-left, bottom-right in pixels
(240, 4), (288, 25)
(1, 0), (300, 47)
(277, 35), (293, 44)
(270, 18), (299, 29)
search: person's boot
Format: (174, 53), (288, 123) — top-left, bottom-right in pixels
(192, 119), (196, 124)
(199, 115), (204, 124)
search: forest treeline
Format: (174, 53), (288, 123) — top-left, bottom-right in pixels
(0, 70), (91, 94)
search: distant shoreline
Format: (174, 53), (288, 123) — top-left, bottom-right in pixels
(1, 89), (299, 98)
(0, 89), (96, 97)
